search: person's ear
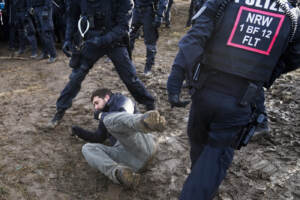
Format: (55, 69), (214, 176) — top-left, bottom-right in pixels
(104, 94), (110, 102)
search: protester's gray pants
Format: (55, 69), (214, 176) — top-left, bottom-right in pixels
(82, 112), (157, 183)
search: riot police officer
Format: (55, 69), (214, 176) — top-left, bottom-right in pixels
(130, 0), (169, 75)
(48, 0), (155, 128)
(29, 0), (57, 62)
(167, 0), (300, 198)
(13, 0), (38, 58)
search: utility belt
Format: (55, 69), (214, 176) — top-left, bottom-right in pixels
(191, 65), (262, 107)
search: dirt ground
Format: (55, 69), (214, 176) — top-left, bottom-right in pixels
(0, 1), (299, 200)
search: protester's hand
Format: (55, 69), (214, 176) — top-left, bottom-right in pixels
(152, 16), (162, 28)
(71, 125), (81, 136)
(168, 94), (190, 108)
(62, 40), (72, 57)
(94, 110), (102, 120)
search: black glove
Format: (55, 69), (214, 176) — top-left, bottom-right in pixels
(94, 110), (102, 120)
(62, 40), (72, 57)
(152, 16), (162, 28)
(71, 125), (81, 136)
(168, 94), (190, 108)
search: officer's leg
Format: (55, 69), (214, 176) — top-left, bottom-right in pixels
(180, 127), (238, 200)
(108, 47), (155, 110)
(35, 12), (49, 59)
(25, 18), (38, 57)
(103, 112), (160, 171)
(16, 28), (26, 55)
(181, 88), (252, 199)
(187, 98), (209, 168)
(42, 8), (57, 62)
(143, 9), (158, 74)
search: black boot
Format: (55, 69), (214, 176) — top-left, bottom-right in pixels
(48, 110), (65, 129)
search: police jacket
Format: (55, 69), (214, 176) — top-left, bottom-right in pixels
(74, 93), (139, 146)
(134, 0), (169, 18)
(175, 0), (300, 85)
(65, 0), (133, 46)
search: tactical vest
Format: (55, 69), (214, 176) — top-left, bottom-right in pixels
(202, 0), (292, 82)
(83, 0), (118, 33)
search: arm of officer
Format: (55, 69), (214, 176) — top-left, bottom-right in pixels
(72, 122), (108, 143)
(178, 0), (219, 68)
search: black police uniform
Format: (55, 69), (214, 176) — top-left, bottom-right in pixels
(167, 0), (300, 198)
(51, 0), (155, 126)
(130, 0), (169, 74)
(29, 0), (56, 59)
(13, 0), (38, 56)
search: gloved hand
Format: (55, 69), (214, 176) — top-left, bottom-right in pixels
(94, 110), (102, 120)
(71, 125), (81, 136)
(152, 16), (163, 28)
(28, 7), (34, 15)
(168, 94), (190, 108)
(62, 40), (72, 57)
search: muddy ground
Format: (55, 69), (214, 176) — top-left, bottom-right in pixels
(0, 1), (299, 200)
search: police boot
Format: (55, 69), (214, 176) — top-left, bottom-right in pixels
(252, 119), (269, 140)
(136, 110), (166, 133)
(37, 53), (49, 60)
(47, 110), (65, 129)
(115, 166), (140, 188)
(30, 51), (38, 59)
(15, 48), (25, 56)
(48, 56), (57, 64)
(144, 45), (157, 75)
(144, 63), (153, 75)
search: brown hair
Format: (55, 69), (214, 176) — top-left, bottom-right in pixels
(90, 88), (112, 102)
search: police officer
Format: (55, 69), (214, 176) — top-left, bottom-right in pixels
(29, 0), (57, 62)
(130, 0), (169, 75)
(167, 0), (300, 198)
(13, 0), (38, 58)
(48, 0), (155, 128)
